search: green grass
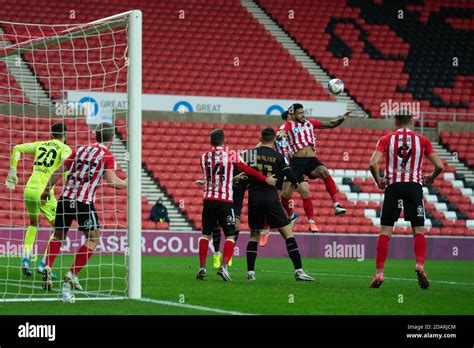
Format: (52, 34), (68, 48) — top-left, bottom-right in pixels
(0, 255), (473, 315)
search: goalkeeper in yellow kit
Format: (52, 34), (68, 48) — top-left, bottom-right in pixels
(5, 123), (71, 278)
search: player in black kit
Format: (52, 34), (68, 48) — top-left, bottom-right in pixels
(246, 127), (314, 282)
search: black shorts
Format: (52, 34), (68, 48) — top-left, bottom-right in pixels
(233, 185), (246, 219)
(248, 190), (289, 230)
(54, 196), (100, 234)
(202, 200), (235, 237)
(290, 157), (325, 183)
(381, 182), (425, 227)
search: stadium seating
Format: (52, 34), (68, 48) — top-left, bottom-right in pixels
(1, 0), (472, 123)
(440, 131), (474, 168)
(0, 116), (162, 230)
(258, 0), (474, 122)
(0, 0), (331, 101)
(0, 61), (28, 103)
(115, 119), (473, 236)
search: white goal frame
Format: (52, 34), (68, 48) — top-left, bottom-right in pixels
(0, 10), (142, 302)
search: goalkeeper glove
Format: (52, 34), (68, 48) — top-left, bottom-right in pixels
(5, 169), (18, 190)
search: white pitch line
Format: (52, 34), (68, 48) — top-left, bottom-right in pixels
(136, 297), (253, 315)
(0, 280), (254, 314)
(258, 269), (474, 286)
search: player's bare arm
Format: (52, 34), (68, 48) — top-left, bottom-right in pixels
(319, 112), (350, 129)
(423, 152), (444, 187)
(369, 150), (386, 190)
(104, 169), (127, 189)
(233, 172), (248, 184)
(194, 179), (205, 187)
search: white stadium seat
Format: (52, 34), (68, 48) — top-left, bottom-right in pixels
(359, 193), (370, 201)
(460, 188), (473, 196)
(466, 220), (474, 229)
(395, 219), (410, 228)
(334, 169), (345, 177)
(471, 196), (474, 204)
(442, 211), (457, 220)
(364, 209), (377, 218)
(333, 176), (343, 184)
(369, 193), (382, 202)
(370, 217), (380, 226)
(345, 169), (356, 178)
(422, 187), (429, 195)
(338, 185), (352, 193)
(355, 170), (369, 178)
(425, 219), (432, 228)
(451, 180), (464, 188)
(443, 172), (455, 181)
(425, 195), (438, 203)
(345, 193), (359, 201)
(434, 203), (447, 211)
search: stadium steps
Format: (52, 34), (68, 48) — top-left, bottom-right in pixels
(110, 137), (193, 231)
(0, 28), (51, 106)
(241, 0), (367, 118)
(433, 143), (474, 182)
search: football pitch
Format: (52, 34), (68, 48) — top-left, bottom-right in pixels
(0, 255), (472, 315)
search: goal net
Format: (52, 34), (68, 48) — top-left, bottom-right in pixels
(0, 11), (142, 302)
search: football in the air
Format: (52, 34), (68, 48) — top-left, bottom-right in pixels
(328, 78), (344, 95)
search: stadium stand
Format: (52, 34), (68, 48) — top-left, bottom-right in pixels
(0, 0), (332, 101)
(257, 0), (474, 122)
(440, 131), (474, 169)
(0, 0), (472, 235)
(0, 61), (27, 103)
(115, 119), (474, 236)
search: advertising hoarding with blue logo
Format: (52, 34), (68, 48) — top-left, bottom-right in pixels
(67, 91), (347, 119)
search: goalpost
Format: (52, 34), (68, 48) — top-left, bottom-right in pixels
(0, 10), (141, 302)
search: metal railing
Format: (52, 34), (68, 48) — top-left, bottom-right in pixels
(418, 111), (474, 135)
(384, 111), (474, 135)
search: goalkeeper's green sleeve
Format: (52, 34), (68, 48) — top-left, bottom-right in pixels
(10, 142), (36, 171)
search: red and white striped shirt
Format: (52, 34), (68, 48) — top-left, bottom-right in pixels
(376, 128), (435, 186)
(283, 119), (322, 154)
(201, 146), (266, 203)
(62, 143), (115, 204)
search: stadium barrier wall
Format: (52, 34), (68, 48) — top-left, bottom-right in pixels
(4, 103), (473, 134)
(438, 121), (474, 134)
(1, 229), (472, 260)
